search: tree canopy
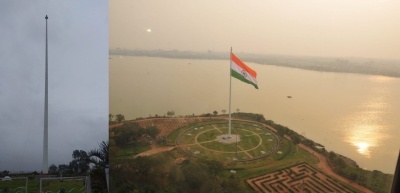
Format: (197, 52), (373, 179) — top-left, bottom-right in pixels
(115, 114), (125, 123)
(167, 111), (175, 117)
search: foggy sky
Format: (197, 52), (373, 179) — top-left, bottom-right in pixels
(110, 0), (400, 59)
(0, 1), (108, 172)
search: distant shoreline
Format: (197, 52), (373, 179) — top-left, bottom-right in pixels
(109, 49), (400, 78)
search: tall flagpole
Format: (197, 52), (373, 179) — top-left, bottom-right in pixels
(228, 47), (232, 138)
(43, 15), (49, 174)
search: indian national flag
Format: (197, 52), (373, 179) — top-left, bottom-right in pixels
(231, 53), (258, 89)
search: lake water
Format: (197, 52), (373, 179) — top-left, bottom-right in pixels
(110, 55), (400, 173)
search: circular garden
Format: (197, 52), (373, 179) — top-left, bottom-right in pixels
(176, 121), (280, 162)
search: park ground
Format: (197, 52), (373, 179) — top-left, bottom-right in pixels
(110, 116), (374, 193)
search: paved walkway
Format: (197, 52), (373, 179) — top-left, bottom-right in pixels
(238, 145), (253, 158)
(211, 125), (223, 133)
(133, 144), (175, 158)
(179, 139), (215, 147)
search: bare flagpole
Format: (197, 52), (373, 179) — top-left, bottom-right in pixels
(43, 15), (49, 174)
(228, 47), (232, 138)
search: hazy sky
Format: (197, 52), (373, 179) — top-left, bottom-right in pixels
(110, 0), (400, 59)
(0, 1), (108, 172)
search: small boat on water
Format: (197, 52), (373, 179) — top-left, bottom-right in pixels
(287, 96), (292, 98)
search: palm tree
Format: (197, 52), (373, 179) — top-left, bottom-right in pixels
(88, 141), (109, 165)
(88, 141), (109, 193)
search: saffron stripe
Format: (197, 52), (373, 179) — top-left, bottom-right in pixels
(231, 53), (257, 78)
(231, 60), (258, 85)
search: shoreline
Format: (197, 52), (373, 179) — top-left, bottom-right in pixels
(109, 52), (400, 79)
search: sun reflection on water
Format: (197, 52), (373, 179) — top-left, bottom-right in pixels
(341, 76), (393, 158)
(345, 123), (382, 158)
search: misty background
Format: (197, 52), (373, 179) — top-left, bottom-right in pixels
(0, 1), (108, 172)
(110, 0), (400, 60)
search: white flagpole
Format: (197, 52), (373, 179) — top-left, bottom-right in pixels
(43, 15), (49, 174)
(228, 47), (232, 138)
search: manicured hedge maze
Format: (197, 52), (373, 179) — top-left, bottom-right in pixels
(246, 163), (355, 193)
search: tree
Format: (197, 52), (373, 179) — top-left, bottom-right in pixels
(115, 114), (125, 123)
(334, 156), (346, 168)
(135, 157), (153, 177)
(70, 150), (90, 174)
(168, 165), (185, 190)
(88, 141), (109, 166)
(58, 164), (69, 175)
(349, 172), (358, 181)
(328, 151), (337, 160)
(290, 134), (301, 153)
(167, 111), (175, 117)
(113, 122), (156, 152)
(236, 108), (240, 113)
(221, 175), (244, 193)
(213, 110), (218, 116)
(88, 141), (109, 193)
(203, 160), (224, 178)
(277, 128), (285, 137)
(49, 164), (58, 175)
(68, 160), (79, 174)
(109, 114), (114, 124)
(113, 135), (130, 147)
(200, 179), (223, 193)
(291, 134), (301, 145)
(221, 110), (226, 114)
(146, 126), (159, 139)
(181, 162), (208, 190)
(1, 170), (9, 177)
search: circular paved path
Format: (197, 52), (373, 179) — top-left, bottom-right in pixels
(191, 128), (264, 154)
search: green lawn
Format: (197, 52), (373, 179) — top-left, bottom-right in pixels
(0, 178), (87, 193)
(114, 142), (151, 159)
(167, 123), (212, 145)
(166, 120), (228, 145)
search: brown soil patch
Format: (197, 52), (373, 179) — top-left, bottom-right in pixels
(175, 158), (186, 165)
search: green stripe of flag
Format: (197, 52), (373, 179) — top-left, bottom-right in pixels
(231, 69), (258, 89)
